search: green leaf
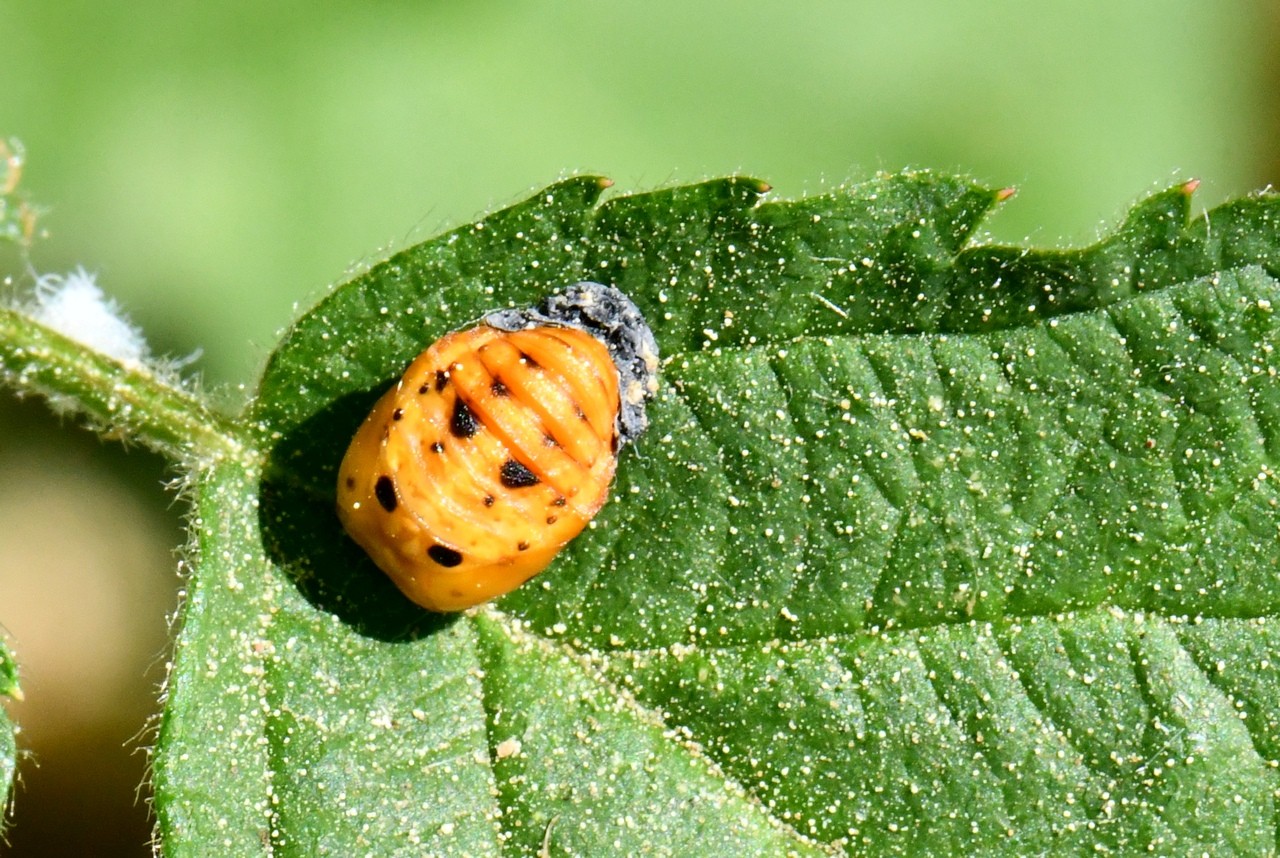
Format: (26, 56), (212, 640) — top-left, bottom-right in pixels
(0, 637), (17, 836)
(6, 171), (1280, 854)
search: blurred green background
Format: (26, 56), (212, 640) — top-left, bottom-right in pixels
(1, 2), (1277, 854)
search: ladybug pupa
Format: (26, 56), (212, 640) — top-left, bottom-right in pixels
(336, 282), (659, 612)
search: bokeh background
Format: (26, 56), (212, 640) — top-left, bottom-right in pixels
(2, 2), (1278, 854)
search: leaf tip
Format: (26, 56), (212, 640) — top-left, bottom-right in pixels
(597, 176), (615, 191)
(996, 186), (1017, 203)
(1179, 178), (1201, 196)
(754, 180), (773, 194)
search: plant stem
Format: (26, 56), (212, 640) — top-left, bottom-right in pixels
(0, 305), (247, 463)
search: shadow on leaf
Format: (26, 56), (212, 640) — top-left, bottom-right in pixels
(258, 385), (457, 642)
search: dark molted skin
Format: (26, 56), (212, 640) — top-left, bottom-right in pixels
(484, 281), (659, 446)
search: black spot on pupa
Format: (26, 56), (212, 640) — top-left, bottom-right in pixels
(483, 494), (495, 507)
(575, 405), (588, 421)
(374, 476), (397, 512)
(428, 544), (464, 567)
(552, 496), (567, 507)
(491, 379), (509, 397)
(517, 541), (530, 551)
(518, 351), (539, 369)
(430, 441), (445, 454)
(610, 432), (619, 454)
(344, 476), (356, 489)
(543, 434), (558, 448)
(546, 515), (558, 525)
(500, 459), (539, 488)
(435, 370), (449, 392)
(392, 408), (404, 421)
(450, 398), (479, 438)
(417, 383), (429, 395)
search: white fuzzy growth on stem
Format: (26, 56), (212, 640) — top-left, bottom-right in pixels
(28, 268), (150, 370)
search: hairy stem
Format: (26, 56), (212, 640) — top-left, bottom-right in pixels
(0, 306), (246, 462)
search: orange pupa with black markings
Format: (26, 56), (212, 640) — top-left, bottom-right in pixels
(337, 282), (659, 612)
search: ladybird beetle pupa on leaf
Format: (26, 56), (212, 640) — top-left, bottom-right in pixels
(336, 282), (659, 612)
